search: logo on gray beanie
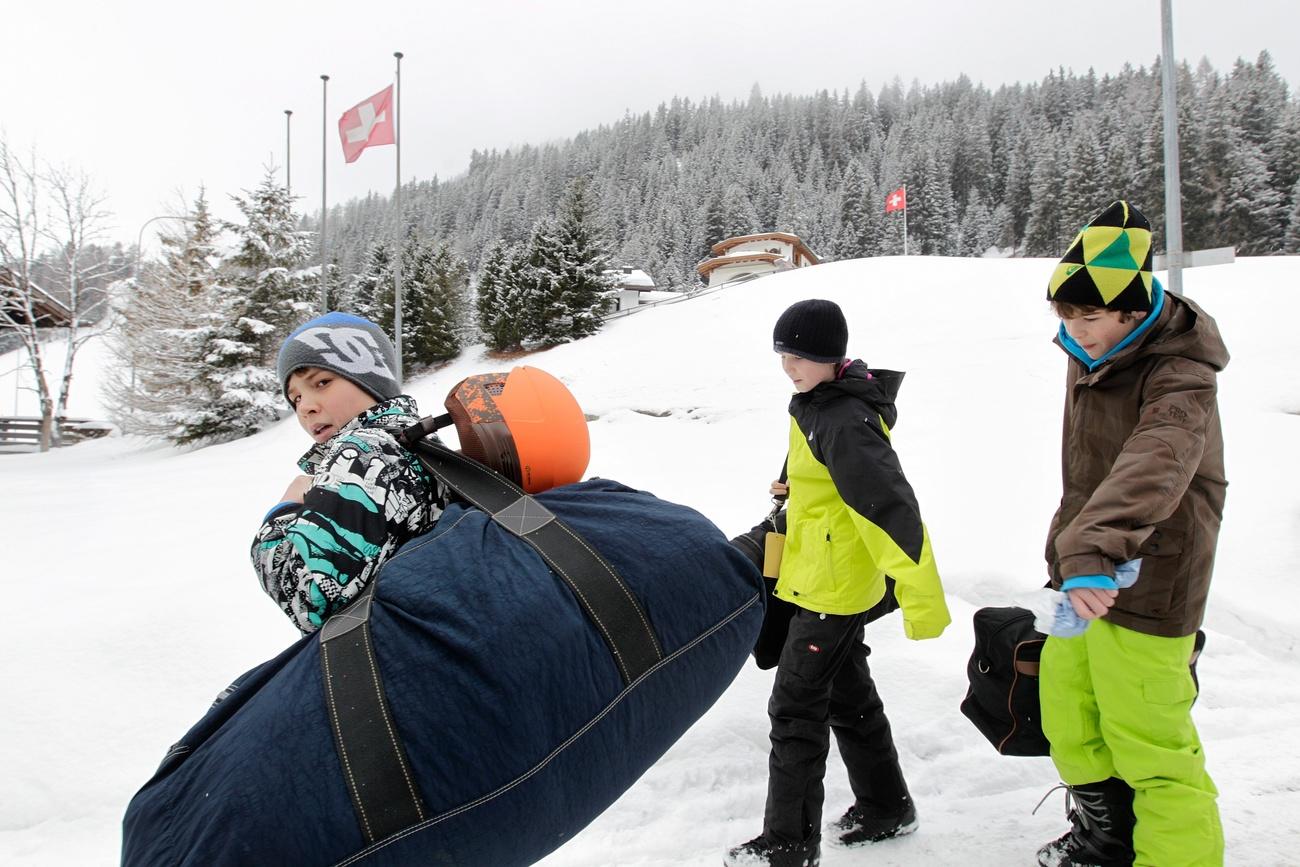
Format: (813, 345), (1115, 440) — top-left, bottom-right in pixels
(278, 312), (401, 405)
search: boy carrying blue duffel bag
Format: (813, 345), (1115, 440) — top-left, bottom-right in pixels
(122, 366), (764, 866)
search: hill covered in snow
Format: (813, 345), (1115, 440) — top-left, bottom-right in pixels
(3, 254), (1298, 865)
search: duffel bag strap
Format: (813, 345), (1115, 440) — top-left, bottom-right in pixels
(406, 433), (663, 686)
(319, 580), (427, 844)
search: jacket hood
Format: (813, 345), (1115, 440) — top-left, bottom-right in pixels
(297, 395), (421, 473)
(797, 359), (904, 430)
(1143, 292), (1230, 371)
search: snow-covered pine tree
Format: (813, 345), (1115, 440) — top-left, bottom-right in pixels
(475, 240), (528, 352)
(413, 241), (469, 362)
(957, 189), (994, 257)
(1221, 127), (1285, 254)
(374, 229), (430, 371)
(172, 170), (313, 444)
(833, 159), (881, 260)
(551, 178), (617, 341)
(1284, 177), (1300, 254)
(222, 168), (316, 364)
(1023, 130), (1066, 256)
(350, 240), (391, 323)
(519, 180), (617, 344)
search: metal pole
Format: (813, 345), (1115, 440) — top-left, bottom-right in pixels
(320, 74), (330, 312)
(393, 51), (404, 382)
(902, 184), (908, 257)
(1160, 0), (1184, 295)
(285, 110), (293, 197)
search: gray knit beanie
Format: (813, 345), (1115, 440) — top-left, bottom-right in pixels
(277, 312), (401, 406)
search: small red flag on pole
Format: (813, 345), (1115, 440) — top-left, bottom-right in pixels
(338, 85), (395, 164)
(884, 186), (907, 213)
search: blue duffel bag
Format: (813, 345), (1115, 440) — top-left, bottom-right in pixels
(122, 440), (764, 866)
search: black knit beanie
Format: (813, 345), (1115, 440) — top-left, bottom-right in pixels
(772, 299), (848, 363)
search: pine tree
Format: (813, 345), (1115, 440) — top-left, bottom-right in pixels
(958, 189), (994, 257)
(350, 241), (391, 322)
(476, 240), (529, 351)
(1060, 123), (1108, 235)
(834, 159), (881, 259)
(1284, 177), (1300, 254)
(1023, 131), (1066, 255)
(1221, 128), (1285, 253)
(415, 242), (469, 362)
(222, 169), (315, 364)
(172, 169), (313, 443)
(550, 178), (617, 341)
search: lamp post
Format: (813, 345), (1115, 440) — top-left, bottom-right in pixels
(127, 215), (199, 431)
(285, 109), (293, 197)
(134, 214), (197, 285)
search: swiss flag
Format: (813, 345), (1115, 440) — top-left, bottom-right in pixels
(884, 186), (907, 213)
(338, 85), (395, 164)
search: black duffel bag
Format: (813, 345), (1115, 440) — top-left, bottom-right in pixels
(959, 606), (1050, 757)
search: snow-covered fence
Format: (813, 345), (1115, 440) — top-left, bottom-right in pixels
(600, 273), (763, 322)
(0, 416), (113, 452)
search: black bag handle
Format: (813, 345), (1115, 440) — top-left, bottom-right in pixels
(401, 427), (663, 685)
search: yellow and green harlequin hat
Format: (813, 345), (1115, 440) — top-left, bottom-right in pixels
(1047, 201), (1154, 311)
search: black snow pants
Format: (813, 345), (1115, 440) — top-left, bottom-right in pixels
(762, 606), (908, 843)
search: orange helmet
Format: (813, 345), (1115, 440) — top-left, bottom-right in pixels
(442, 366), (590, 493)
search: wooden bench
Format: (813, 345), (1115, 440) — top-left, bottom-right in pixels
(0, 416), (115, 450)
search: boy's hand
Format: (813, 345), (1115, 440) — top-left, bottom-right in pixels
(769, 481), (789, 498)
(1066, 586), (1118, 620)
(281, 475), (314, 504)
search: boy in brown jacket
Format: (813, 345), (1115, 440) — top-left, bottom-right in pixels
(1036, 201), (1228, 867)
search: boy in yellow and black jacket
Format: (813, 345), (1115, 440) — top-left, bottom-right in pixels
(726, 299), (950, 867)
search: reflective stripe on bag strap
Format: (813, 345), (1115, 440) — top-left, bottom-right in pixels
(319, 579), (427, 844)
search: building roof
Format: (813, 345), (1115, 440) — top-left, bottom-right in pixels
(605, 267), (656, 289)
(0, 268), (73, 327)
(709, 232), (821, 264)
(695, 250), (784, 278)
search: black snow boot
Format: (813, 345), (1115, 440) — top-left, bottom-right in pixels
(1036, 778), (1136, 867)
(723, 834), (821, 867)
(828, 795), (918, 846)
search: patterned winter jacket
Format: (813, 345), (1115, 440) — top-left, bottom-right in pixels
(776, 360), (950, 638)
(251, 396), (446, 634)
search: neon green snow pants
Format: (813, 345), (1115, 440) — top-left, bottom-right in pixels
(1041, 619), (1223, 867)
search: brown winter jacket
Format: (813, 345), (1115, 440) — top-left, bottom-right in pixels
(1046, 290), (1230, 638)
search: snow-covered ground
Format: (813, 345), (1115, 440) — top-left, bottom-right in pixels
(3, 255), (1298, 865)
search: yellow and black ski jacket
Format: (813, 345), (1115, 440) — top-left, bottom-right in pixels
(776, 361), (950, 639)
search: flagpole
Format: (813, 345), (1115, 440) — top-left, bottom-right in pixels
(393, 51), (404, 383)
(902, 183), (908, 257)
(284, 110), (292, 198)
(1160, 0), (1184, 295)
(320, 74), (330, 312)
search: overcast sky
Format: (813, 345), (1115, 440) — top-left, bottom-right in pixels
(3, 0), (1296, 253)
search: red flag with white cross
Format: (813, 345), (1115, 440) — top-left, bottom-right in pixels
(884, 186), (907, 213)
(338, 85), (395, 164)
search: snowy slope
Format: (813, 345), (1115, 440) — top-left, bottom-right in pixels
(2, 256), (1298, 865)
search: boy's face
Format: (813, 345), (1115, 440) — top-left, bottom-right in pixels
(286, 367), (377, 443)
(1060, 308), (1147, 360)
(780, 353), (838, 393)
